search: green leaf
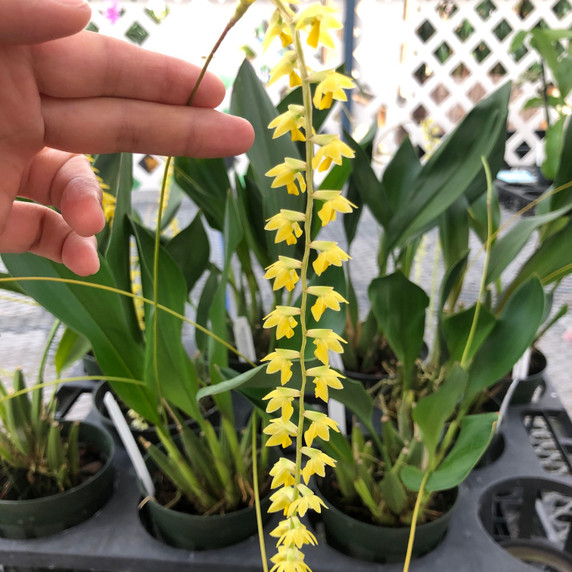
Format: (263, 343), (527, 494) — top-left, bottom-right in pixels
(466, 277), (545, 402)
(230, 60), (305, 261)
(195, 268), (219, 355)
(379, 468), (408, 515)
(54, 328), (92, 376)
(439, 196), (469, 271)
(386, 83), (511, 249)
(441, 305), (496, 364)
(486, 204), (572, 285)
(131, 221), (202, 422)
(166, 213), (210, 294)
(173, 157), (229, 231)
(413, 364), (467, 460)
(401, 413), (497, 492)
(104, 153), (143, 344)
(542, 116), (566, 181)
(551, 117), (572, 209)
(368, 272), (429, 386)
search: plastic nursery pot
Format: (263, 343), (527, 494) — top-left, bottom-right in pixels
(93, 381), (219, 446)
(316, 475), (458, 564)
(139, 447), (272, 551)
(0, 421), (115, 540)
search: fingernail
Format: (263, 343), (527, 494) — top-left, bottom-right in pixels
(54, 0), (89, 7)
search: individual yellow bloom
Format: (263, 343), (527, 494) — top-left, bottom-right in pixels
(269, 486), (296, 515)
(268, 51), (302, 88)
(287, 484), (326, 517)
(295, 3), (342, 49)
(102, 191), (117, 222)
(313, 190), (357, 226)
(264, 417), (299, 448)
(270, 545), (312, 572)
(301, 446), (336, 483)
(306, 285), (349, 321)
(312, 134), (355, 172)
(263, 9), (293, 51)
(307, 365), (345, 401)
(263, 305), (301, 339)
(261, 349), (300, 385)
(313, 70), (355, 110)
(263, 387), (300, 421)
(268, 105), (306, 141)
(266, 158), (307, 196)
(303, 410), (340, 446)
(264, 256), (302, 291)
(310, 241), (351, 275)
(269, 457), (297, 489)
(306, 329), (346, 365)
(270, 517), (318, 548)
(265, 210), (306, 245)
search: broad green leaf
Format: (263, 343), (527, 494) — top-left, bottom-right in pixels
(442, 304), (496, 364)
(413, 364), (467, 460)
(230, 60), (305, 261)
(506, 218), (572, 293)
(466, 277), (545, 402)
(195, 267), (219, 356)
(486, 204), (572, 285)
(386, 83), (511, 249)
(379, 468), (408, 515)
(382, 137), (421, 214)
(0, 272), (26, 295)
(368, 272), (429, 387)
(131, 221), (202, 422)
(173, 157), (229, 231)
(551, 117), (572, 210)
(467, 186), (500, 246)
(542, 116), (566, 181)
(438, 250), (469, 312)
(104, 153), (143, 343)
(54, 328), (91, 376)
(166, 213), (210, 294)
(401, 412), (497, 492)
(439, 196), (469, 270)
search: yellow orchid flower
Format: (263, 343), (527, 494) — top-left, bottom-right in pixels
(266, 158), (307, 195)
(102, 191), (117, 222)
(269, 486), (296, 515)
(287, 484), (326, 517)
(268, 51), (302, 88)
(264, 417), (299, 448)
(269, 545), (312, 572)
(264, 256), (302, 291)
(263, 305), (302, 339)
(307, 365), (345, 401)
(313, 189), (357, 226)
(263, 9), (293, 51)
(313, 70), (355, 110)
(261, 349), (300, 385)
(306, 285), (348, 321)
(310, 240), (351, 275)
(270, 517), (318, 548)
(268, 105), (306, 141)
(269, 457), (297, 489)
(295, 4), (342, 49)
(303, 410), (340, 446)
(312, 134), (355, 172)
(265, 210), (306, 245)
(301, 446), (336, 483)
(306, 329), (346, 365)
(263, 387), (301, 421)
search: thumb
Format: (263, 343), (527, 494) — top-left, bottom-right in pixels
(0, 0), (91, 45)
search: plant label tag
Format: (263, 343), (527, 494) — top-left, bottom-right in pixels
(328, 350), (344, 371)
(233, 316), (257, 363)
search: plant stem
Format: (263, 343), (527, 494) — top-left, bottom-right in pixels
(252, 410), (269, 572)
(402, 470), (429, 572)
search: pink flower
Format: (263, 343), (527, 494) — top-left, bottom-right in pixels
(104, 0), (122, 24)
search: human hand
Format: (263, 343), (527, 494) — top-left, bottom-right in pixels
(0, 0), (254, 276)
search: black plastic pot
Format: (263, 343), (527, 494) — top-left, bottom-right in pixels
(317, 476), (458, 564)
(0, 421), (115, 540)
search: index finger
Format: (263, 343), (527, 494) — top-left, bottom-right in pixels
(32, 31), (227, 109)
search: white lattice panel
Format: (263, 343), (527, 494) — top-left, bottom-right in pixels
(354, 0), (572, 167)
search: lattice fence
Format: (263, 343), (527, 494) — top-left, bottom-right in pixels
(353, 0), (572, 167)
